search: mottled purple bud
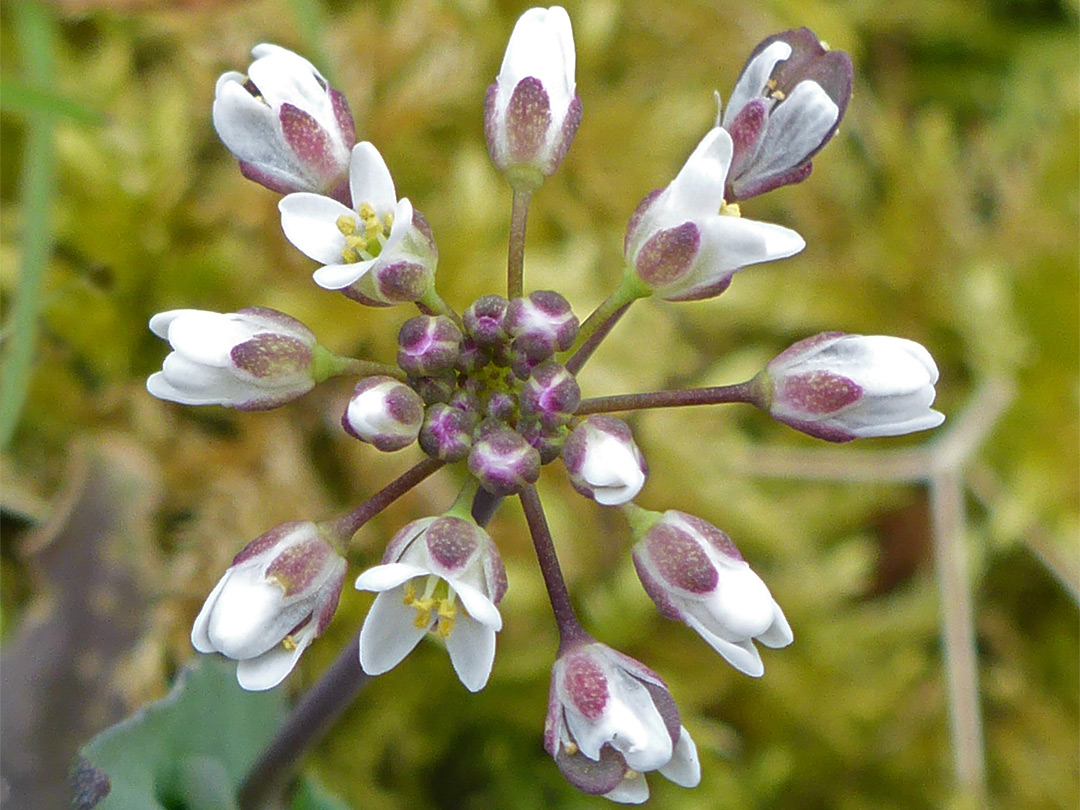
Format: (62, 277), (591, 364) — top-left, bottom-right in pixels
(397, 315), (463, 377)
(342, 376), (425, 452)
(562, 415), (647, 506)
(520, 360), (580, 427)
(505, 290), (579, 363)
(420, 403), (477, 462)
(467, 427), (541, 496)
(456, 337), (491, 374)
(483, 389), (518, 421)
(518, 418), (569, 464)
(412, 370), (458, 405)
(463, 294), (512, 348)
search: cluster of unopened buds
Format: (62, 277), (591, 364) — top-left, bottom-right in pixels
(150, 8), (944, 803)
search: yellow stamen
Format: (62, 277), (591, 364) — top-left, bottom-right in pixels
(719, 201), (741, 217)
(281, 635), (298, 651)
(563, 741), (579, 756)
(336, 215), (357, 236)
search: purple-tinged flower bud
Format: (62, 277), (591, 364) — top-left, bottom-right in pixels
(482, 389), (518, 422)
(624, 128), (805, 302)
(455, 337), (491, 374)
(632, 510), (792, 677)
(147, 307), (320, 410)
(505, 291), (579, 362)
(721, 28), (853, 201)
(419, 403), (478, 462)
(356, 515), (507, 691)
(213, 44), (356, 199)
(468, 427), (541, 496)
(562, 415), (647, 505)
(463, 294), (511, 348)
(757, 332), (945, 442)
(412, 370), (458, 405)
(397, 315), (463, 377)
(341, 376), (424, 452)
(484, 6), (582, 187)
(520, 360), (580, 428)
(545, 641), (701, 803)
(191, 520), (347, 690)
(518, 418), (569, 464)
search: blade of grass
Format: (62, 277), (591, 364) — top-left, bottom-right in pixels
(0, 78), (104, 126)
(0, 1), (59, 448)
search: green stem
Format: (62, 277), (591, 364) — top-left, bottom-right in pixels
(417, 285), (463, 328)
(560, 272), (650, 373)
(444, 475), (481, 521)
(619, 501), (664, 540)
(313, 346), (406, 383)
(506, 186), (533, 300)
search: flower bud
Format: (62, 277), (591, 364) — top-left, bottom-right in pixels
(758, 332), (945, 442)
(562, 415), (647, 505)
(632, 510), (792, 677)
(545, 641), (701, 802)
(213, 44), (356, 199)
(342, 376), (425, 451)
(147, 307), (319, 410)
(419, 403), (477, 462)
(721, 28), (853, 201)
(505, 290), (579, 362)
(412, 370), (458, 405)
(356, 515), (507, 691)
(484, 6), (582, 187)
(467, 427), (541, 496)
(463, 294), (511, 348)
(191, 521), (347, 690)
(519, 360), (580, 428)
(397, 315), (463, 377)
(518, 418), (569, 464)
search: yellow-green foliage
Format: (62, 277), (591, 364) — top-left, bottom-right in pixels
(2, 0), (1076, 808)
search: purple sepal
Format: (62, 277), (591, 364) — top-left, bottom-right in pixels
(506, 77), (553, 166)
(633, 221), (700, 289)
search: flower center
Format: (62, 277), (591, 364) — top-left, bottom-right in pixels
(337, 202), (394, 264)
(402, 575), (459, 638)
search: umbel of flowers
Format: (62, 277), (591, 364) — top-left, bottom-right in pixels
(150, 9), (943, 805)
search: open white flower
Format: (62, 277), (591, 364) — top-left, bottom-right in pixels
(624, 127), (805, 302)
(355, 516), (507, 692)
(147, 307), (318, 410)
(192, 521), (347, 691)
(760, 332), (946, 441)
(279, 142), (437, 304)
(213, 44), (356, 198)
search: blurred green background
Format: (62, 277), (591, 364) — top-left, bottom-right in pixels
(1, 0), (1077, 808)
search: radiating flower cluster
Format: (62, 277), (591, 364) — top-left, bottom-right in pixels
(150, 9), (944, 802)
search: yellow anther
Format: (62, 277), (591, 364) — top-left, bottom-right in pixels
(719, 201), (741, 217)
(336, 215), (357, 236)
(402, 581), (417, 605)
(623, 770), (640, 782)
(384, 212), (394, 230)
(281, 635), (298, 651)
(341, 247), (360, 264)
(436, 613), (455, 638)
(563, 741), (579, 756)
(771, 88), (786, 101)
(364, 217), (382, 238)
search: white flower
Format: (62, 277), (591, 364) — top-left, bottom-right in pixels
(484, 6), (582, 183)
(624, 127), (805, 301)
(191, 521), (347, 691)
(562, 415), (647, 506)
(147, 307), (317, 410)
(720, 28), (853, 200)
(278, 142), (437, 304)
(545, 642), (701, 803)
(355, 516), (507, 692)
(341, 375), (425, 452)
(760, 332), (946, 441)
(632, 511), (792, 677)
(213, 44), (356, 197)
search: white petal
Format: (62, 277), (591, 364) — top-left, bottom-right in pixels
(167, 311), (255, 364)
(704, 562), (778, 639)
(190, 573), (231, 653)
(248, 46), (330, 119)
(659, 727), (701, 787)
(684, 614), (764, 677)
(358, 589), (431, 676)
(445, 614), (497, 692)
(451, 581), (502, 630)
(695, 215), (805, 275)
(757, 601), (794, 648)
(722, 40), (792, 127)
(149, 309), (193, 340)
(206, 576), (294, 659)
(354, 563), (429, 593)
(212, 80), (288, 167)
(603, 772), (650, 804)
(235, 624), (315, 691)
(753, 80), (838, 176)
(567, 672), (672, 771)
(312, 261), (373, 291)
(278, 193), (355, 265)
(349, 142), (397, 213)
(663, 128), (732, 222)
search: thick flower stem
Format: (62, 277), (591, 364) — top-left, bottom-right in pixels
(507, 187), (533, 300)
(519, 486), (589, 650)
(322, 456), (444, 546)
(576, 380), (760, 416)
(236, 634), (369, 810)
